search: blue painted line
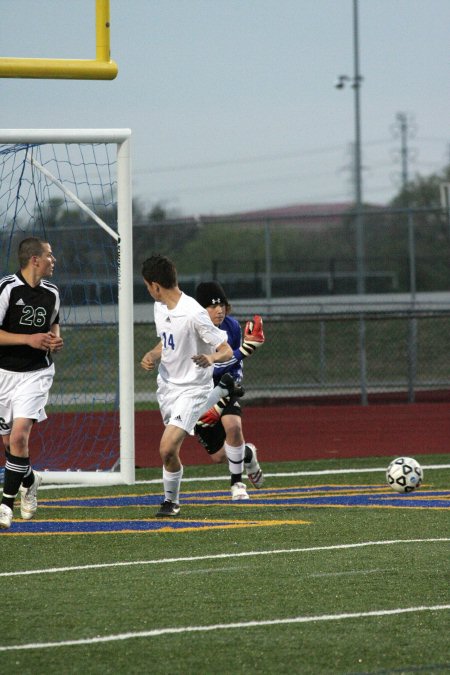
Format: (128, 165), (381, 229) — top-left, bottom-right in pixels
(42, 495), (163, 507)
(0, 517), (309, 536)
(38, 485), (387, 508)
(0, 519), (243, 534)
(38, 487), (450, 510)
(189, 495), (450, 508)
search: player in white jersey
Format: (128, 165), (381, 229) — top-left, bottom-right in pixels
(140, 254), (242, 517)
(0, 237), (63, 529)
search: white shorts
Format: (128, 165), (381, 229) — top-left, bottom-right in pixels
(156, 375), (213, 435)
(0, 364), (55, 435)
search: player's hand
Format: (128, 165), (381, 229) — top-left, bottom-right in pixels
(49, 333), (64, 352)
(192, 353), (214, 368)
(28, 332), (54, 351)
(197, 404), (222, 427)
(240, 314), (265, 357)
(141, 351), (156, 371)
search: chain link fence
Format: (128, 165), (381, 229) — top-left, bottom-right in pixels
(132, 205), (450, 404)
(3, 204), (449, 405)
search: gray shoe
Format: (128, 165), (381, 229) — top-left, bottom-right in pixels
(19, 471), (42, 520)
(219, 373), (245, 398)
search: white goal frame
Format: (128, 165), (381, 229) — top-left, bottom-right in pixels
(0, 129), (135, 486)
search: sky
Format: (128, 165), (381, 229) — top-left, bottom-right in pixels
(1, 0), (449, 217)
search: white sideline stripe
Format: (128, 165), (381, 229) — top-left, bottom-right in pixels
(37, 463), (450, 490)
(135, 463), (450, 485)
(0, 605), (449, 652)
(1, 538), (448, 579)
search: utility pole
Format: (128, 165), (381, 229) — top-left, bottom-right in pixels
(395, 112), (413, 196)
(394, 111), (417, 402)
(393, 112), (416, 297)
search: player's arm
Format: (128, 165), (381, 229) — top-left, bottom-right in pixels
(141, 341), (162, 372)
(233, 314), (265, 359)
(192, 340), (232, 368)
(0, 328), (54, 351)
(49, 322), (64, 352)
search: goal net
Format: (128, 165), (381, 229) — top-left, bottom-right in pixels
(0, 129), (134, 485)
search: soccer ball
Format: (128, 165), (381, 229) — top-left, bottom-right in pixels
(386, 457), (423, 493)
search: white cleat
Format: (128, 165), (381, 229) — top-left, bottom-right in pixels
(244, 443), (264, 488)
(19, 471), (42, 520)
(231, 481), (250, 501)
(0, 503), (13, 529)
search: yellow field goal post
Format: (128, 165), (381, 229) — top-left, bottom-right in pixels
(0, 0), (118, 80)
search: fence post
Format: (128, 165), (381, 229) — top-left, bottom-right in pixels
(264, 219), (272, 301)
(407, 209), (417, 402)
(358, 315), (368, 405)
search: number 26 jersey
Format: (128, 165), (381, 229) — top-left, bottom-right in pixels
(0, 271), (60, 372)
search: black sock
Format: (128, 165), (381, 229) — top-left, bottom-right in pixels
(21, 466), (34, 489)
(1, 452), (29, 509)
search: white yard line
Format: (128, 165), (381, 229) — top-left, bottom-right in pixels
(1, 538), (448, 579)
(135, 463), (450, 485)
(0, 604), (449, 652)
(36, 462), (450, 490)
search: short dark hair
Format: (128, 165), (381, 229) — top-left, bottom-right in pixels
(142, 254), (177, 289)
(18, 237), (47, 269)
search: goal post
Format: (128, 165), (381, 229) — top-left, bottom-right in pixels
(0, 0), (118, 80)
(0, 129), (135, 485)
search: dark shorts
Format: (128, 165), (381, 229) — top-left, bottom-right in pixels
(194, 398), (242, 455)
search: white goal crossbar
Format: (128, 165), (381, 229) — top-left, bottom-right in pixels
(0, 129), (135, 486)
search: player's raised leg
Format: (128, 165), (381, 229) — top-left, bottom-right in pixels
(244, 443), (264, 488)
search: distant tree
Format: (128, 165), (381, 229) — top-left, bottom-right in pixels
(149, 204), (166, 222)
(132, 201), (199, 272)
(387, 163), (450, 290)
(390, 164), (450, 209)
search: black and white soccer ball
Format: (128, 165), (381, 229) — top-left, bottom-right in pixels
(386, 457), (423, 493)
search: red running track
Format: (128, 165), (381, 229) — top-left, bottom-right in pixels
(32, 402), (450, 470)
(135, 402), (450, 467)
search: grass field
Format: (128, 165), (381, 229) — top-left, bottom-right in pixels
(1, 453), (449, 674)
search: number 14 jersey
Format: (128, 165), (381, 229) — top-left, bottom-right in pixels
(154, 292), (227, 387)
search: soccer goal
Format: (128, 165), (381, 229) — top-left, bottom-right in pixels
(0, 129), (134, 485)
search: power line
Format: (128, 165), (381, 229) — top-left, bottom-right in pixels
(135, 139), (391, 175)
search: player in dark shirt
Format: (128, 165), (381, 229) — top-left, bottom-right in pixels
(0, 237), (63, 529)
(194, 282), (265, 500)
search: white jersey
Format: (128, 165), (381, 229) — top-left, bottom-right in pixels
(154, 292), (227, 386)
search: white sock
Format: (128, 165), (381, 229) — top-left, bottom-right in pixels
(224, 442), (245, 481)
(202, 383), (226, 412)
(163, 465), (183, 503)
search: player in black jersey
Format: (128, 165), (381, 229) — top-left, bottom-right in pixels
(0, 237), (63, 529)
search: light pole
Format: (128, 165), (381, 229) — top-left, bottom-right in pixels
(336, 0), (367, 404)
(336, 0), (364, 295)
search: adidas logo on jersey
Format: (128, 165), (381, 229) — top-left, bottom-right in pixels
(15, 298), (25, 306)
(174, 415), (182, 421)
(165, 316), (171, 322)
